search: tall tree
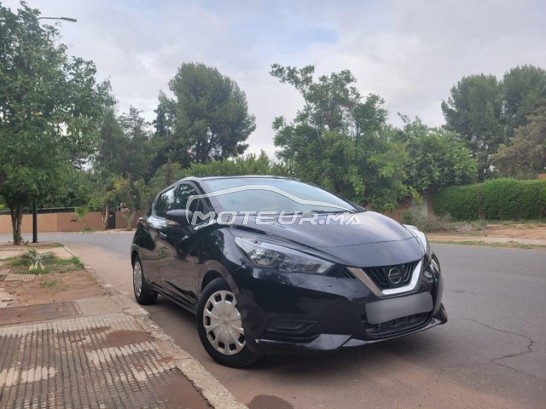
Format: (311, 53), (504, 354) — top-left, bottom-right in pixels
(95, 107), (127, 177)
(0, 3), (106, 244)
(150, 91), (176, 173)
(152, 63), (256, 171)
(271, 64), (410, 210)
(93, 105), (153, 228)
(493, 106), (546, 178)
(118, 106), (154, 181)
(441, 74), (503, 178)
(442, 65), (546, 179)
(502, 65), (546, 136)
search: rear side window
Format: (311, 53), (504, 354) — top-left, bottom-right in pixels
(154, 187), (175, 218)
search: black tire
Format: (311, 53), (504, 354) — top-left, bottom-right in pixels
(197, 278), (259, 368)
(132, 256), (158, 305)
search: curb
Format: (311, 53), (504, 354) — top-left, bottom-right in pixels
(63, 244), (249, 409)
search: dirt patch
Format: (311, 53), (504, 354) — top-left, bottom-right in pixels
(484, 224), (546, 240)
(0, 242), (105, 308)
(0, 269), (105, 307)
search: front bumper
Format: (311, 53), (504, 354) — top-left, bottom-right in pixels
(249, 304), (447, 353)
(231, 259), (447, 354)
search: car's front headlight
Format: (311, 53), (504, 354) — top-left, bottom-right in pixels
(234, 237), (333, 274)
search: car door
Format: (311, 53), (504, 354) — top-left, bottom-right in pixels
(140, 186), (176, 285)
(158, 183), (206, 309)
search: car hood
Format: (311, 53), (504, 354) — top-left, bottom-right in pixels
(229, 211), (424, 267)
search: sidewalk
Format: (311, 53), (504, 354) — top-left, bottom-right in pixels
(0, 246), (248, 409)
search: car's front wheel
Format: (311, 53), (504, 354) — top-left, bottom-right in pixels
(197, 278), (259, 368)
(133, 256), (158, 305)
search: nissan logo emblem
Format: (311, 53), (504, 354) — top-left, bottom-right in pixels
(387, 267), (403, 285)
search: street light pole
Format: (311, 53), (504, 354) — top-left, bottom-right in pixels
(38, 17), (77, 23)
(31, 16), (77, 244)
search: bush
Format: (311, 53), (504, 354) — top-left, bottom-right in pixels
(21, 247), (54, 272)
(401, 211), (454, 233)
(433, 179), (546, 220)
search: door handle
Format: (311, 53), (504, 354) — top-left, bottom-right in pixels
(159, 232), (168, 240)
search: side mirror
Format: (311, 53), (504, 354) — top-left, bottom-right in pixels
(166, 209), (194, 226)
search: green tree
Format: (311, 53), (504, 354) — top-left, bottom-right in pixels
(502, 65), (546, 136)
(119, 106), (154, 180)
(95, 107), (126, 176)
(493, 106), (546, 178)
(0, 3), (106, 244)
(95, 105), (153, 180)
(147, 151), (286, 204)
(441, 74), (503, 178)
(42, 166), (95, 208)
(109, 175), (149, 230)
(150, 91), (176, 174)
(152, 63), (256, 170)
(442, 65), (546, 179)
(271, 64), (409, 210)
(397, 117), (477, 193)
(93, 105), (153, 227)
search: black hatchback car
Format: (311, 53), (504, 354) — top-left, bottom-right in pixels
(131, 176), (447, 367)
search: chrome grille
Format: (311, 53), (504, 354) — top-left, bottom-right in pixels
(363, 260), (419, 289)
(333, 268), (357, 279)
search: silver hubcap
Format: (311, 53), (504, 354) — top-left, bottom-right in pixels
(133, 261), (143, 297)
(203, 290), (246, 356)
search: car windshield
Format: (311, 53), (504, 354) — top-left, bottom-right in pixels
(200, 178), (358, 214)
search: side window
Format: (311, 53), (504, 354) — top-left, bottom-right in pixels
(173, 184), (207, 214)
(154, 187), (175, 218)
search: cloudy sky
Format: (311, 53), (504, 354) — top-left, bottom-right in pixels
(4, 0), (546, 155)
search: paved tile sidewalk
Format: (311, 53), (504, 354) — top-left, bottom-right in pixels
(0, 245), (248, 409)
(0, 301), (211, 409)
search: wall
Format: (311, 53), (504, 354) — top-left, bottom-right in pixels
(0, 211), (137, 234)
(115, 209), (146, 231)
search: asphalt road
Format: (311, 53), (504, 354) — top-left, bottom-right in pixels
(5, 232), (546, 409)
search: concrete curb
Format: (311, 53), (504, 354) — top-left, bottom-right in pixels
(63, 244), (249, 409)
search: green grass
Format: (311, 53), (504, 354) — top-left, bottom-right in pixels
(40, 279), (57, 288)
(430, 239), (546, 250)
(8, 256), (29, 267)
(53, 256), (84, 268)
(46, 242), (65, 248)
(6, 249), (84, 274)
(26, 242), (65, 248)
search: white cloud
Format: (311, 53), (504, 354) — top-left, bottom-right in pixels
(3, 0), (545, 155)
